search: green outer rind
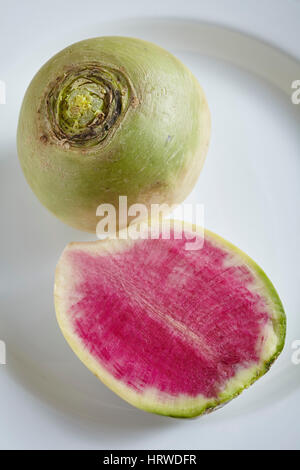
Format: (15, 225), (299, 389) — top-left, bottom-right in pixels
(17, 37), (210, 233)
(54, 222), (286, 418)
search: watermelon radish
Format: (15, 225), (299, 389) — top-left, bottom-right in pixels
(54, 220), (286, 418)
(17, 37), (210, 233)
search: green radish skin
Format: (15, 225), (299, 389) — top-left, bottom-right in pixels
(17, 37), (210, 232)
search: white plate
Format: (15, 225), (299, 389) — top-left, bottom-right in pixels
(1, 0), (300, 450)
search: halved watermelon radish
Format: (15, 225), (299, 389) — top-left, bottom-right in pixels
(54, 220), (286, 418)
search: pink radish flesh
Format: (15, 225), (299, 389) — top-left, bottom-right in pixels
(66, 234), (269, 398)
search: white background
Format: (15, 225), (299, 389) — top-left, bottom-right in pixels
(1, 0), (300, 450)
